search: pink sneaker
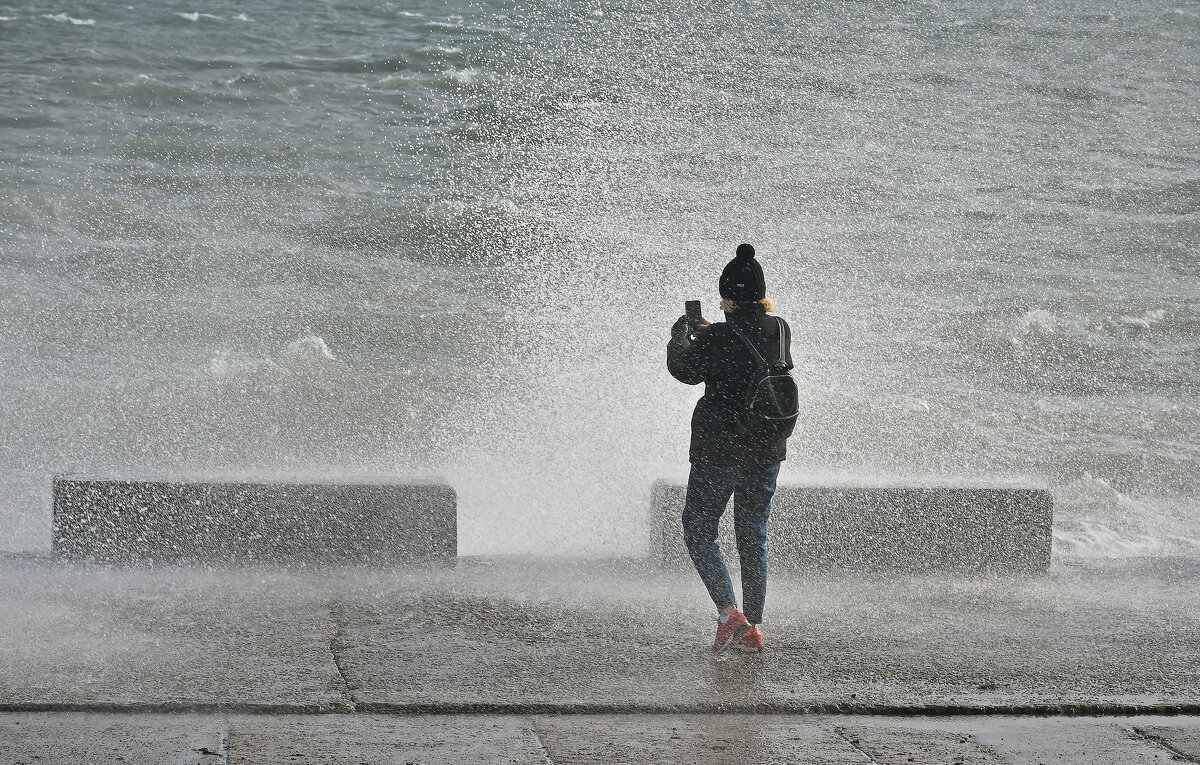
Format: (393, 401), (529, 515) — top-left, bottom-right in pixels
(735, 625), (763, 654)
(711, 609), (751, 654)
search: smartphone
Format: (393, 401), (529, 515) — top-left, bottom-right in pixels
(685, 300), (702, 333)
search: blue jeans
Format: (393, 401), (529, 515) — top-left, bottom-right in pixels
(682, 461), (780, 625)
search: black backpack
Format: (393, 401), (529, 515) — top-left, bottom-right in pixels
(729, 318), (799, 440)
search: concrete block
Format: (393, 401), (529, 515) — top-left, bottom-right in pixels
(534, 715), (863, 764)
(651, 480), (1052, 572)
(0, 713), (223, 765)
(226, 714), (547, 765)
(53, 476), (456, 565)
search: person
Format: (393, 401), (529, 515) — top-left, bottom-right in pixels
(667, 243), (795, 655)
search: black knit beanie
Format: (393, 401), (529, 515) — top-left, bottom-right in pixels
(718, 243), (766, 301)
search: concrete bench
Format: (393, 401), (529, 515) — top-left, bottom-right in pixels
(52, 476), (456, 565)
(651, 480), (1053, 573)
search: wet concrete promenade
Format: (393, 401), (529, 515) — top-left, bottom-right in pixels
(1, 554), (1197, 763)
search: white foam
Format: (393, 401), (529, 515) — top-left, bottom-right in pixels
(280, 334), (335, 363)
(1053, 521), (1165, 557)
(1113, 308), (1165, 330)
(1017, 308), (1057, 334)
(204, 337), (338, 380)
(444, 67), (484, 85)
(376, 73), (415, 85)
(1008, 307), (1060, 351)
(207, 349), (233, 376)
(1051, 473), (1200, 558)
(560, 99), (606, 111)
(1059, 472), (1124, 509)
(0, 16), (15, 21)
(1115, 315), (1152, 329)
(175, 11), (221, 22)
(234, 12), (252, 22)
(43, 13), (95, 25)
(426, 15), (464, 29)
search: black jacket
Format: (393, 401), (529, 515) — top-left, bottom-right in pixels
(667, 303), (794, 466)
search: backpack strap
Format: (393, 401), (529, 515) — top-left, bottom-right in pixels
(776, 317), (792, 369)
(732, 319), (791, 369)
(729, 326), (769, 369)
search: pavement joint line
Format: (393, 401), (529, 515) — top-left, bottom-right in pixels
(219, 712), (230, 765)
(1130, 723), (1200, 763)
(2, 702), (1199, 717)
(526, 717), (558, 765)
(326, 602), (357, 712)
(831, 725), (881, 764)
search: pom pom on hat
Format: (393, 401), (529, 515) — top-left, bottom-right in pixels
(735, 243), (755, 261)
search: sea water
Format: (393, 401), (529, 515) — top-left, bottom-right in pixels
(0, 0), (1197, 556)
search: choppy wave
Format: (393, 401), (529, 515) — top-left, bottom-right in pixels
(42, 12), (94, 25)
(174, 11), (223, 22)
(256, 56), (420, 74)
(421, 15), (465, 30)
(1053, 474), (1200, 558)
